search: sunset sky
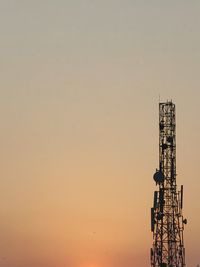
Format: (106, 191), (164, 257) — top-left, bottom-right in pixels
(0, 1), (200, 267)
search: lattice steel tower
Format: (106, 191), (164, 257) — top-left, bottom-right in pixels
(150, 101), (187, 267)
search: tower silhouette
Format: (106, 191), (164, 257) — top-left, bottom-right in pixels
(151, 101), (187, 267)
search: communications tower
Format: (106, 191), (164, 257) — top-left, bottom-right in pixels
(150, 101), (187, 267)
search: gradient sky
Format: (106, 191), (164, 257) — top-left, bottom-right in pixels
(0, 1), (200, 267)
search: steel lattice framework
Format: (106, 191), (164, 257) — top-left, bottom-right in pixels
(151, 101), (187, 267)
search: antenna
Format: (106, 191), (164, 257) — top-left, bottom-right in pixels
(153, 191), (158, 210)
(181, 185), (184, 209)
(151, 208), (155, 232)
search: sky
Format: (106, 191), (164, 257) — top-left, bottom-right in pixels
(0, 1), (200, 267)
